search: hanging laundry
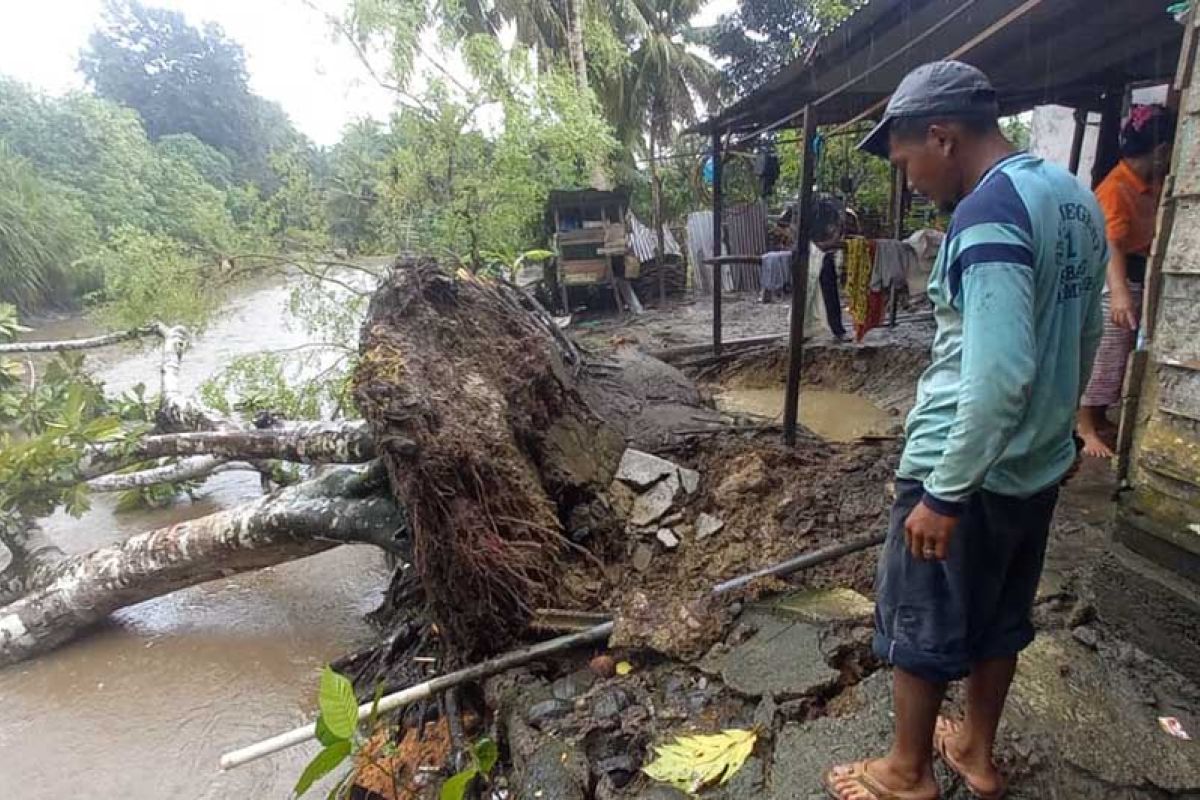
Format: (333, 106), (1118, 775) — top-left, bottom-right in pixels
(870, 239), (914, 293)
(844, 237), (873, 330)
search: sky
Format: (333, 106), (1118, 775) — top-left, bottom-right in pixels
(0, 0), (738, 147)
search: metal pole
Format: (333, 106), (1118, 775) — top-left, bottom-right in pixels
(712, 127), (724, 356)
(783, 106), (817, 446)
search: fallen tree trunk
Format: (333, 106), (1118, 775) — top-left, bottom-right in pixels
(0, 464), (407, 665)
(0, 516), (66, 607)
(0, 325), (162, 354)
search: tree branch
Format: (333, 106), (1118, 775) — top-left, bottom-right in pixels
(0, 325), (162, 355)
(84, 456), (239, 493)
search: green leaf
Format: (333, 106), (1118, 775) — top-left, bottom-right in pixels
(314, 715), (340, 747)
(293, 740), (351, 797)
(439, 768), (476, 800)
(642, 729), (758, 793)
(473, 737), (498, 776)
(318, 666), (359, 740)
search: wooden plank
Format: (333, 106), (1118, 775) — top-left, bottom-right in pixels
(1116, 349), (1150, 484)
(783, 107), (817, 447)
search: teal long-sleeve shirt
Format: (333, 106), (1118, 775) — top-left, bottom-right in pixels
(899, 152), (1107, 515)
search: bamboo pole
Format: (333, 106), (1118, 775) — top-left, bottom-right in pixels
(219, 531), (884, 770)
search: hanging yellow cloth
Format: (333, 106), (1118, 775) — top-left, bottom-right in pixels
(844, 237), (872, 326)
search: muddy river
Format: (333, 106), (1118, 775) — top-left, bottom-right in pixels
(0, 276), (388, 798)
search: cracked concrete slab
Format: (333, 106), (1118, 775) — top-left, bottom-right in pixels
(700, 610), (840, 700)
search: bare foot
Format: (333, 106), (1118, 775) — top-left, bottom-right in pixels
(1080, 431), (1114, 459)
(935, 718), (1006, 799)
(823, 758), (939, 799)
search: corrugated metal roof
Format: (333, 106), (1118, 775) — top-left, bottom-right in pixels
(695, 0), (1183, 134)
(627, 213), (682, 264)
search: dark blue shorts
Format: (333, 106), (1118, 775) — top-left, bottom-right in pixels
(873, 478), (1059, 683)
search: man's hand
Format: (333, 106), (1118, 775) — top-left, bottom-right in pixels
(1110, 286), (1139, 331)
(904, 500), (958, 561)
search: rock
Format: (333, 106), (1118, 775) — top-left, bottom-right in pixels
(591, 687), (631, 721)
(696, 512), (725, 540)
(678, 467), (701, 495)
(633, 544), (654, 572)
(700, 610), (839, 699)
(708, 756), (765, 800)
(713, 453), (771, 507)
(594, 755), (639, 788)
(767, 673), (895, 800)
(553, 669), (598, 701)
(514, 738), (590, 800)
(1068, 600), (1097, 629)
(630, 473), (681, 527)
(589, 654), (617, 678)
(767, 588), (875, 624)
(1071, 625), (1099, 650)
(608, 479), (638, 519)
(753, 695), (778, 735)
(616, 449), (681, 490)
(635, 787), (691, 800)
(656, 528), (680, 549)
(526, 698), (574, 728)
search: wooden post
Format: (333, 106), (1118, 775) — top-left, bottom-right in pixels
(889, 166), (907, 327)
(712, 127), (724, 355)
(783, 106), (817, 446)
(1068, 108), (1087, 175)
(1092, 84), (1124, 189)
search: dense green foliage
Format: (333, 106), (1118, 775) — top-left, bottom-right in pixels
(80, 0), (301, 188)
(0, 77), (270, 320)
(709, 0), (859, 100)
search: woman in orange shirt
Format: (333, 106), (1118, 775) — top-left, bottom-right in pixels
(1078, 105), (1175, 458)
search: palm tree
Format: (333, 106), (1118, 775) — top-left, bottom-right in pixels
(603, 0), (718, 303)
(455, 0), (586, 91)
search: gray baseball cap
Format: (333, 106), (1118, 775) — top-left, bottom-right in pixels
(858, 60), (999, 158)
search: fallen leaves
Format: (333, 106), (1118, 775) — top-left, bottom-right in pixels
(642, 728), (757, 794)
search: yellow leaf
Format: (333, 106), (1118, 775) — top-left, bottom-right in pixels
(642, 728), (757, 794)
(615, 661), (633, 676)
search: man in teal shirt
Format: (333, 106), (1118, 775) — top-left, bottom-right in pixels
(823, 62), (1105, 800)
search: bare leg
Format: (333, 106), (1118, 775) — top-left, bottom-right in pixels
(1077, 406), (1114, 458)
(941, 656), (1016, 796)
(828, 667), (943, 798)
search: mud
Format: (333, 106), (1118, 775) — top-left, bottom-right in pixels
(712, 388), (897, 441)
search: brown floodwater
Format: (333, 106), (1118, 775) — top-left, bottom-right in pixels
(714, 387), (897, 442)
(0, 275), (388, 798)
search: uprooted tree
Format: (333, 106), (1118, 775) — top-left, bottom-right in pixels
(0, 258), (682, 668)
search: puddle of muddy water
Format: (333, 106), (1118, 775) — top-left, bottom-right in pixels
(714, 387), (897, 442)
(0, 271), (388, 799)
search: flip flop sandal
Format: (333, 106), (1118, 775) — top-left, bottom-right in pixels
(933, 717), (1009, 800)
(822, 759), (940, 800)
